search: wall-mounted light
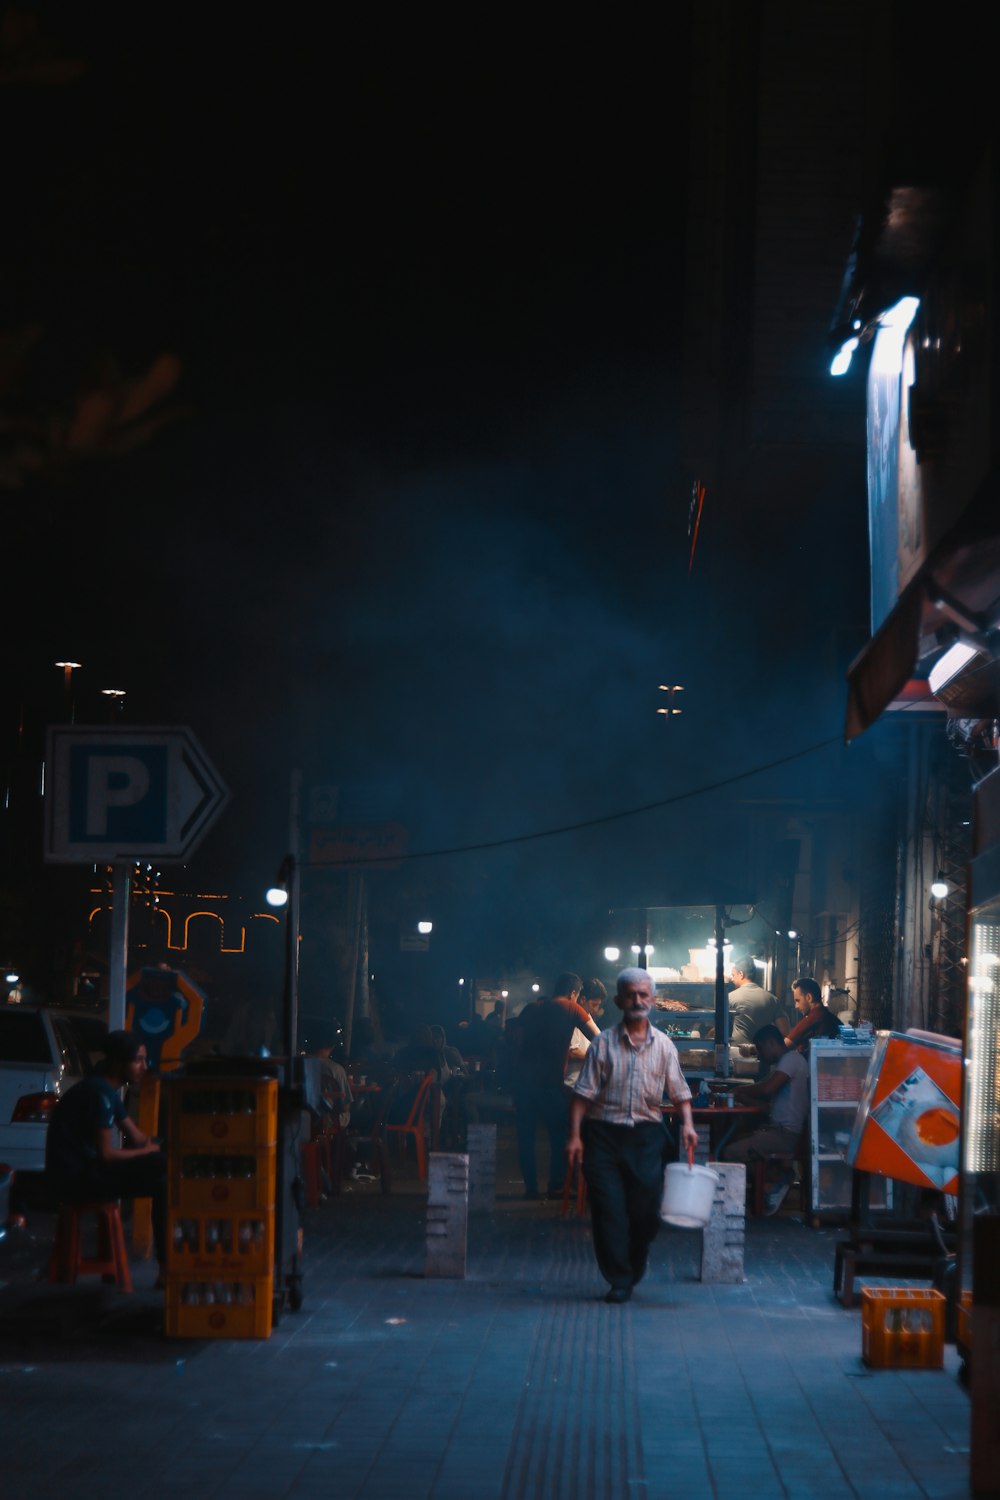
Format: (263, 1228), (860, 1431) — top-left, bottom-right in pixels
(531, 982), (540, 993)
(417, 920), (433, 935)
(930, 872), (949, 900)
(830, 335), (859, 377)
(604, 946), (620, 962)
(928, 640), (985, 696)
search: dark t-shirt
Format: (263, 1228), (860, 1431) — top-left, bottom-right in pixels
(515, 999), (588, 1091)
(45, 1075), (126, 1182)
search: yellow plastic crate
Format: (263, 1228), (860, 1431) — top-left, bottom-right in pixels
(170, 1150), (276, 1213)
(167, 1210), (274, 1277)
(170, 1080), (278, 1150)
(165, 1275), (273, 1340)
(861, 1287), (945, 1369)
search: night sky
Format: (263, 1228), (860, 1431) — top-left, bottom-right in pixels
(5, 9), (875, 1013)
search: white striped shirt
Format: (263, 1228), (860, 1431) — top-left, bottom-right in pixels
(572, 1023), (691, 1125)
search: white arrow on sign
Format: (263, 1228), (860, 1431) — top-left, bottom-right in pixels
(45, 725), (231, 864)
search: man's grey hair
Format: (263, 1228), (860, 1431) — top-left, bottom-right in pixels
(730, 955), (756, 981)
(616, 966), (655, 994)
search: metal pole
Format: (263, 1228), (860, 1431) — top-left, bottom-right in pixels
(283, 855), (300, 1068)
(108, 863), (131, 1029)
(282, 771), (302, 1068)
(714, 904), (729, 1078)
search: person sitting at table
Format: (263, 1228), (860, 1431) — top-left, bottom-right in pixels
(784, 977), (841, 1052)
(430, 1025), (472, 1146)
(721, 1023), (809, 1214)
(429, 1025), (465, 1081)
(386, 1025), (440, 1127)
(312, 1037), (352, 1127)
(45, 1030), (167, 1281)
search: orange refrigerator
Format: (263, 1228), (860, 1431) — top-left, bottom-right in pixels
(846, 1030), (962, 1196)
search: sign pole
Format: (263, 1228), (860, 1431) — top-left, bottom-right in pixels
(108, 863), (131, 1030)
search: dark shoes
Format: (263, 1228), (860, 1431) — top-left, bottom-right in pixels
(604, 1285), (632, 1305)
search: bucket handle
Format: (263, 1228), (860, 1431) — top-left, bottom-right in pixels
(687, 1143), (695, 1170)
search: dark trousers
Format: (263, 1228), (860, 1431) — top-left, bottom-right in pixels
(52, 1153), (168, 1266)
(514, 1084), (570, 1195)
(581, 1119), (668, 1290)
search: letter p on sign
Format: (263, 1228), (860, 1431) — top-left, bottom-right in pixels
(86, 756), (151, 835)
(64, 741), (169, 849)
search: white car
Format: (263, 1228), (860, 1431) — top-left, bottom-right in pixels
(0, 1006), (108, 1178)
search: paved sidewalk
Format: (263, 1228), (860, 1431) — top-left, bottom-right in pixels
(0, 1155), (971, 1500)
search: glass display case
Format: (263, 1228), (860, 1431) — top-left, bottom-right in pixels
(963, 764), (1000, 1491)
(607, 901), (779, 1078)
(810, 1040), (891, 1218)
(959, 862), (1000, 1313)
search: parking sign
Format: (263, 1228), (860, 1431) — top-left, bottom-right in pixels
(45, 726), (230, 863)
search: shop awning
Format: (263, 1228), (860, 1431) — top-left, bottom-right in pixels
(846, 491), (1000, 741)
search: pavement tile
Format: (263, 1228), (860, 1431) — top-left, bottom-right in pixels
(0, 1138), (975, 1500)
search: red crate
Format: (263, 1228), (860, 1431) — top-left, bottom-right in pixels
(861, 1288), (945, 1369)
(165, 1275), (273, 1340)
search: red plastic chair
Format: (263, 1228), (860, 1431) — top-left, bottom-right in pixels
(384, 1072), (436, 1180)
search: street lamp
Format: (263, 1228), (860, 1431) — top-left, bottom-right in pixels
(54, 660), (82, 722)
(265, 854), (299, 1064)
(656, 683), (684, 718)
(417, 920), (433, 935)
(101, 688), (127, 722)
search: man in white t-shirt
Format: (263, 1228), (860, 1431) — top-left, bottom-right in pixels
(722, 1024), (809, 1212)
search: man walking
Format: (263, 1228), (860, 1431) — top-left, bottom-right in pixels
(567, 968), (697, 1303)
(511, 973), (599, 1199)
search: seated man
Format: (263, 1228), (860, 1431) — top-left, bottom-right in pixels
(45, 1030), (167, 1280)
(784, 976), (841, 1052)
(721, 1024), (809, 1214)
(312, 1039), (352, 1128)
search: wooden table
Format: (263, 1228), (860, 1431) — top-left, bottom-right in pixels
(662, 1103), (764, 1159)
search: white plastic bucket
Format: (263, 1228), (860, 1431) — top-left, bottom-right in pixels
(660, 1160), (720, 1229)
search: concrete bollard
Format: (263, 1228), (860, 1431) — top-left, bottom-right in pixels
(425, 1152), (469, 1278)
(466, 1123), (497, 1213)
(699, 1162), (746, 1284)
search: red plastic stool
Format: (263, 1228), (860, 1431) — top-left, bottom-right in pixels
(48, 1201), (133, 1292)
(561, 1165), (588, 1218)
(300, 1139), (324, 1209)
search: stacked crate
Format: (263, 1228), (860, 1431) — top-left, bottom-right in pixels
(164, 1078), (278, 1339)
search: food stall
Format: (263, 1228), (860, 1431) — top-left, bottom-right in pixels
(606, 901), (780, 1081)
